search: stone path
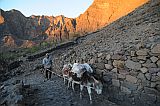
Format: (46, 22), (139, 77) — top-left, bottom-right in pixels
(22, 70), (118, 106)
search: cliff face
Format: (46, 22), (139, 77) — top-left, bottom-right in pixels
(0, 0), (149, 48)
(76, 0), (149, 33)
(24, 15), (76, 41)
(0, 10), (76, 47)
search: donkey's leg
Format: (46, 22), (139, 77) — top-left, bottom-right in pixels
(67, 78), (71, 89)
(80, 85), (84, 99)
(72, 81), (75, 91)
(87, 86), (92, 104)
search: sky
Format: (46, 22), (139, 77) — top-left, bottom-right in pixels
(0, 0), (93, 18)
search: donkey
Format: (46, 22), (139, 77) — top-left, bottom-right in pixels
(62, 63), (103, 104)
(72, 71), (103, 104)
(70, 63), (103, 104)
(61, 64), (72, 85)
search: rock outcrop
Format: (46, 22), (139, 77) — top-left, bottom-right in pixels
(2, 36), (17, 47)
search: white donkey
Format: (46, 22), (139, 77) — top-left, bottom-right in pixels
(71, 63), (103, 104)
(62, 63), (103, 104)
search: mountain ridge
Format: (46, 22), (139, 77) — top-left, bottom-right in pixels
(0, 0), (148, 48)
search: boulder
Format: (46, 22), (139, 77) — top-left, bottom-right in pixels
(118, 74), (126, 79)
(139, 60), (145, 64)
(140, 67), (148, 73)
(111, 54), (124, 60)
(98, 57), (104, 63)
(137, 56), (147, 60)
(126, 75), (138, 84)
(95, 69), (106, 75)
(151, 75), (160, 82)
(136, 42), (145, 49)
(105, 64), (113, 70)
(137, 73), (146, 81)
(156, 84), (160, 92)
(130, 51), (136, 57)
(131, 57), (139, 62)
(150, 82), (156, 88)
(142, 79), (151, 87)
(98, 53), (103, 57)
(136, 49), (148, 56)
(89, 58), (95, 64)
(151, 43), (160, 54)
(148, 68), (160, 74)
(95, 63), (105, 70)
(125, 59), (141, 70)
(112, 79), (120, 87)
(157, 72), (160, 77)
(106, 54), (111, 60)
(150, 56), (159, 63)
(129, 70), (138, 76)
(157, 60), (160, 68)
(145, 73), (151, 81)
(118, 69), (129, 74)
(113, 60), (125, 69)
(120, 86), (131, 94)
(121, 81), (138, 91)
(137, 73), (150, 87)
(111, 68), (118, 73)
(142, 59), (157, 68)
(106, 72), (118, 79)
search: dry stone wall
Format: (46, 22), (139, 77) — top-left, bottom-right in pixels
(62, 42), (160, 105)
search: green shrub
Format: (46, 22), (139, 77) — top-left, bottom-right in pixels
(0, 52), (20, 61)
(25, 45), (41, 54)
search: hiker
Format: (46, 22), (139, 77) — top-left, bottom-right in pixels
(42, 53), (53, 79)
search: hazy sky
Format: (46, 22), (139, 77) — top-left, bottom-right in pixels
(0, 0), (93, 18)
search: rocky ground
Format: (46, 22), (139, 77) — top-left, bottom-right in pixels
(0, 60), (118, 106)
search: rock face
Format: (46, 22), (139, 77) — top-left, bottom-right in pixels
(0, 15), (4, 24)
(0, 9), (76, 47)
(0, 0), (148, 48)
(76, 0), (148, 33)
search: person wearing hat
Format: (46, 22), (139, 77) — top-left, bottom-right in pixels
(42, 53), (52, 79)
